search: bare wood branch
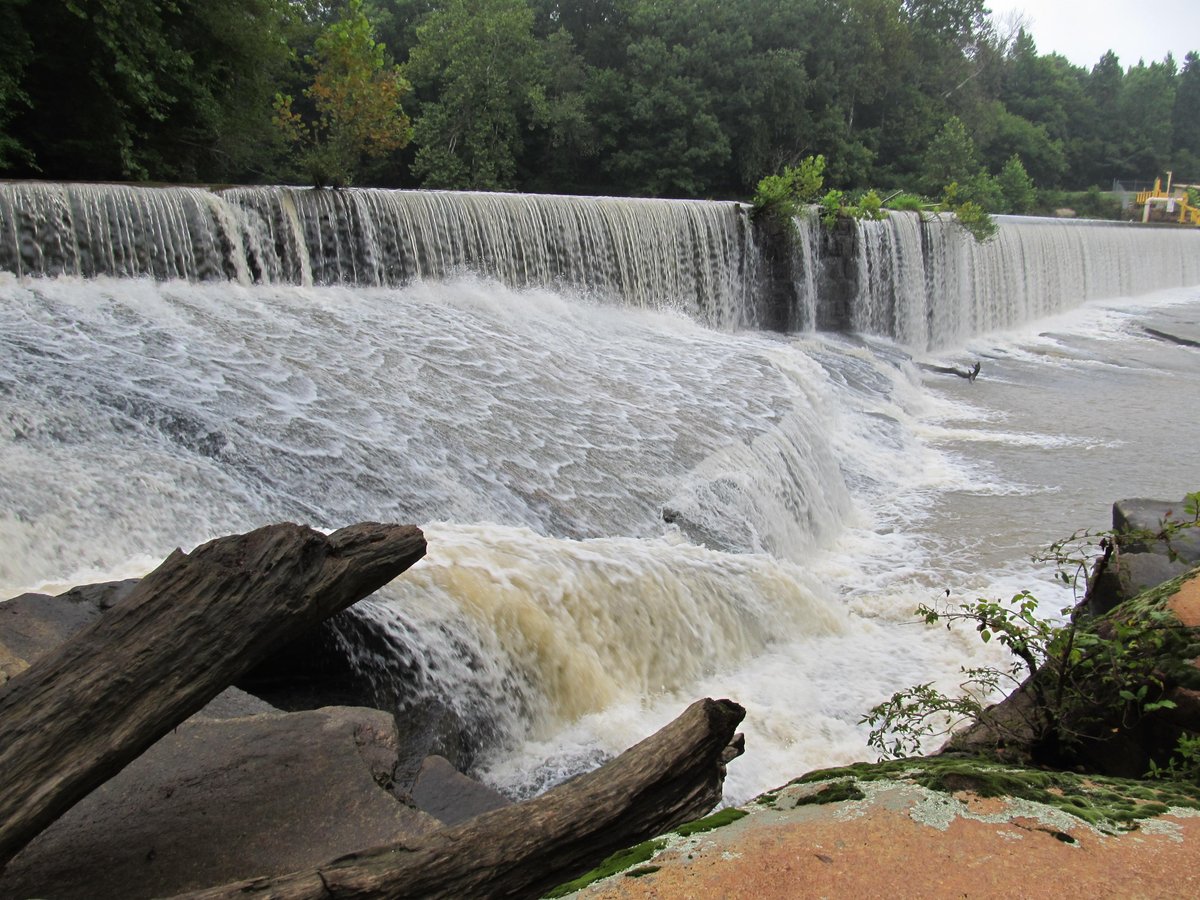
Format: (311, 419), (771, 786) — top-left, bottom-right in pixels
(177, 697), (746, 900)
(0, 522), (426, 868)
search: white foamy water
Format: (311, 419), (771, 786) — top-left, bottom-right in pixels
(4, 188), (1200, 805)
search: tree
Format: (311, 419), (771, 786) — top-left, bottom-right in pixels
(274, 0), (412, 187)
(3, 0), (192, 179)
(404, 0), (547, 190)
(156, 0), (300, 182)
(1, 0), (296, 181)
(973, 103), (1065, 188)
(1172, 52), (1200, 172)
(995, 153), (1036, 213)
(0, 0), (32, 170)
(1114, 56), (1178, 180)
(920, 115), (979, 194)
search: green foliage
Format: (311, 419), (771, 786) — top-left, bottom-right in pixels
(850, 188), (887, 221)
(942, 190), (998, 242)
(0, 0), (33, 169)
(793, 779), (865, 805)
(672, 807), (748, 836)
(275, 0), (412, 187)
(995, 154), (1037, 214)
(1, 0), (1194, 193)
(750, 154), (826, 223)
(863, 504), (1200, 762)
(885, 192), (933, 212)
(405, 0), (546, 190)
(796, 758), (1200, 831)
(920, 116), (980, 197)
(820, 189), (846, 228)
(1148, 733), (1200, 782)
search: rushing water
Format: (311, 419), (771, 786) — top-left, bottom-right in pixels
(2, 184), (1200, 803)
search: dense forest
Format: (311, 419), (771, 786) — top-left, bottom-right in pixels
(1, 0), (1197, 205)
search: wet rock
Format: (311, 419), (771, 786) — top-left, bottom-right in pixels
(0, 580), (134, 681)
(1089, 497), (1200, 615)
(0, 706), (441, 900)
(1114, 497), (1200, 563)
(410, 754), (511, 826)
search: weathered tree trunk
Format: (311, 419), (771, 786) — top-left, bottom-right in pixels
(177, 697), (746, 900)
(0, 522), (426, 869)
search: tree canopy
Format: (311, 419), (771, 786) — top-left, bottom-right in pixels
(1, 0), (1196, 200)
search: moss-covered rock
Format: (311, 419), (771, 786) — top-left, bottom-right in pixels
(790, 756), (1200, 832)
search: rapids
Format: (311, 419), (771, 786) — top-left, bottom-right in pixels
(2, 183), (1200, 802)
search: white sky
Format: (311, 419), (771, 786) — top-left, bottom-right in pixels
(984, 0), (1199, 69)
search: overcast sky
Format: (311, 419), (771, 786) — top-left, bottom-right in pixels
(984, 0), (1199, 69)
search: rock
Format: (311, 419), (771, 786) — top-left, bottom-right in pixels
(1, 581), (278, 718)
(949, 566), (1200, 776)
(239, 605), (480, 773)
(0, 522), (428, 868)
(175, 698), (745, 900)
(193, 685), (280, 720)
(0, 586), (108, 679)
(1089, 552), (1191, 616)
(573, 760), (1200, 899)
(1145, 325), (1200, 348)
(0, 706), (441, 900)
(410, 755), (510, 826)
(1089, 497), (1200, 615)
(1113, 497), (1200, 563)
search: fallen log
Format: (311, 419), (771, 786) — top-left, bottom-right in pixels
(177, 697), (746, 900)
(0, 522), (426, 869)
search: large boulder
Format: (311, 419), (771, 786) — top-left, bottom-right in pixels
(0, 706), (442, 900)
(0, 569), (511, 893)
(410, 754), (510, 826)
(1088, 497), (1200, 615)
(0, 580), (138, 684)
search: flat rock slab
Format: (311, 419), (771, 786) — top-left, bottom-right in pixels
(0, 706), (441, 899)
(574, 780), (1200, 899)
(411, 754), (510, 826)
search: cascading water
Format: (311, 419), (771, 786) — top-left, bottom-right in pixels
(2, 183), (763, 328)
(850, 212), (1200, 349)
(3, 182), (1200, 803)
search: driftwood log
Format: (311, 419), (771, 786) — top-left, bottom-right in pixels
(178, 697), (746, 900)
(0, 522), (426, 869)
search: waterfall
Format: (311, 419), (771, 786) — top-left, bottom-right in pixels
(1, 183), (763, 329)
(4, 180), (1200, 801)
(0, 182), (266, 283)
(850, 213), (1200, 350)
(6, 182), (1200, 346)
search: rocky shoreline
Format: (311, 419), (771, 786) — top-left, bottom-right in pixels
(2, 497), (1198, 898)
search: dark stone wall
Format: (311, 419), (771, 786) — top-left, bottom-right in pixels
(751, 214), (861, 334)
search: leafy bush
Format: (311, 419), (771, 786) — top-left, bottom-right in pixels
(885, 192), (930, 212)
(862, 494), (1200, 762)
(819, 189), (845, 227)
(948, 198), (998, 242)
(750, 154), (826, 224)
(996, 155), (1037, 214)
(849, 189), (887, 221)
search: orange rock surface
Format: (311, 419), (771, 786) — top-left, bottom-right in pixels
(576, 781), (1200, 899)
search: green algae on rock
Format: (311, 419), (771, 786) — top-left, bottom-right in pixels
(787, 757), (1200, 832)
(671, 807), (747, 837)
(544, 838), (668, 898)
